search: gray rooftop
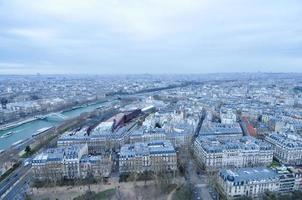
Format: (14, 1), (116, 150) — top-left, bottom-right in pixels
(266, 132), (302, 150)
(220, 167), (278, 185)
(200, 122), (243, 136)
(120, 140), (176, 158)
(197, 135), (272, 153)
(32, 144), (87, 164)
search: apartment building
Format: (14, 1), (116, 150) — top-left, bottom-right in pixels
(265, 132), (302, 165)
(218, 167), (279, 199)
(32, 144), (112, 180)
(194, 136), (273, 170)
(218, 166), (302, 199)
(119, 140), (177, 173)
(199, 122), (243, 139)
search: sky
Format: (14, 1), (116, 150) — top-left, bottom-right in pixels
(0, 0), (301, 74)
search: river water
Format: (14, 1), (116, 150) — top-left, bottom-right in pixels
(0, 101), (109, 150)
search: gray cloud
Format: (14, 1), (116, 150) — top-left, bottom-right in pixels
(0, 0), (301, 74)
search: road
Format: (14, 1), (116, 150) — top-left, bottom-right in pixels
(186, 108), (219, 200)
(186, 160), (218, 200)
(1, 169), (31, 200)
(0, 165), (30, 199)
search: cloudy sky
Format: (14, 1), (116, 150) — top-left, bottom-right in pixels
(0, 0), (301, 74)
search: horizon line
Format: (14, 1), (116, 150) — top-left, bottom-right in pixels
(0, 72), (302, 76)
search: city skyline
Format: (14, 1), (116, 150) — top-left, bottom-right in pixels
(1, 2), (302, 198)
(1, 0), (302, 74)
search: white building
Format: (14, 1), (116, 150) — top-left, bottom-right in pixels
(218, 167), (279, 199)
(218, 166), (302, 199)
(119, 140), (177, 173)
(220, 109), (237, 124)
(129, 129), (166, 144)
(32, 144), (112, 180)
(265, 132), (302, 165)
(194, 136), (273, 170)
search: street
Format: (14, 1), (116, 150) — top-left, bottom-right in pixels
(0, 165), (30, 200)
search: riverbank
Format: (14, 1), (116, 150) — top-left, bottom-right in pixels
(0, 117), (36, 131)
(0, 99), (115, 150)
(0, 98), (109, 132)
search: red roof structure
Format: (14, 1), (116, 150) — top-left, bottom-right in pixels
(242, 116), (257, 137)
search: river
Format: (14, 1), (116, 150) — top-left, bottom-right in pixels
(0, 100), (110, 150)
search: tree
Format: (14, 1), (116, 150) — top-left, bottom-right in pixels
(30, 94), (40, 100)
(292, 191), (302, 200)
(263, 191), (278, 200)
(142, 170), (152, 185)
(1, 98), (8, 109)
(155, 122), (162, 128)
(85, 170), (95, 193)
(237, 196), (253, 200)
(25, 146), (31, 154)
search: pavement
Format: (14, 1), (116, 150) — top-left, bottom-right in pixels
(1, 171), (31, 200)
(0, 165), (31, 200)
(186, 158), (218, 200)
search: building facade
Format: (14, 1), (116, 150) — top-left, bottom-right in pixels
(129, 129), (166, 144)
(218, 166), (302, 199)
(119, 140), (177, 173)
(32, 144), (112, 180)
(220, 109), (237, 124)
(194, 136), (273, 170)
(79, 155), (112, 178)
(57, 122), (130, 155)
(218, 167), (279, 199)
(265, 132), (302, 165)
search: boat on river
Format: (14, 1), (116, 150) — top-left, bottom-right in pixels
(32, 127), (53, 137)
(0, 131), (15, 139)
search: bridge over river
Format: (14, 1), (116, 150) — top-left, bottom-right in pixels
(0, 100), (115, 150)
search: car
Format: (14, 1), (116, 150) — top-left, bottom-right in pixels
(23, 158), (32, 166)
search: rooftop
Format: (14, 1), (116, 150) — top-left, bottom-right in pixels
(32, 144), (87, 163)
(197, 135), (272, 153)
(266, 132), (302, 149)
(120, 140), (176, 158)
(220, 167), (278, 184)
(200, 122), (243, 136)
